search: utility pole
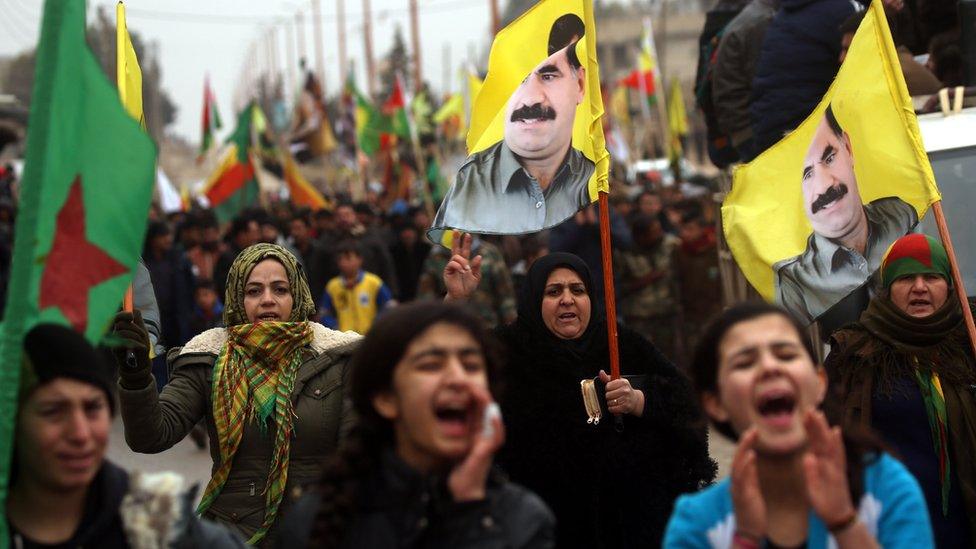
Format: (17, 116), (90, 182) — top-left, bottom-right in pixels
(311, 0), (327, 94)
(362, 0), (376, 97)
(296, 10), (307, 73)
(489, 0), (500, 36)
(658, 0), (669, 81)
(442, 42), (451, 95)
(409, 0), (423, 93)
(268, 26), (279, 89)
(285, 19), (297, 97)
(337, 0), (348, 85)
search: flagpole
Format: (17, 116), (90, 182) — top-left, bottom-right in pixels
(598, 191), (624, 433)
(597, 193), (621, 380)
(117, 2), (135, 315)
(932, 201), (976, 358)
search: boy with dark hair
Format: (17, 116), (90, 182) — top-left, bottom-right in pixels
(675, 211), (722, 361)
(320, 240), (394, 334)
(189, 278), (224, 337)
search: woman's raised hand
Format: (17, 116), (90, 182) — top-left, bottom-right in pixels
(598, 370), (645, 417)
(444, 231), (483, 302)
(730, 429), (766, 543)
(447, 384), (505, 502)
(802, 410), (856, 525)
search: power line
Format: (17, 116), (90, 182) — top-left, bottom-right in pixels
(122, 0), (483, 26)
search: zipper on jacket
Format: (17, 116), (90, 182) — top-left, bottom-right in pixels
(249, 482), (256, 496)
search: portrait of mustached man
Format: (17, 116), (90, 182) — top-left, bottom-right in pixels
(430, 13), (596, 236)
(774, 104), (918, 324)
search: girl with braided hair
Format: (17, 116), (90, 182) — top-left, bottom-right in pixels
(111, 244), (361, 546)
(276, 301), (554, 548)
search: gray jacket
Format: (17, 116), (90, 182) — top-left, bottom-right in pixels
(118, 324), (361, 545)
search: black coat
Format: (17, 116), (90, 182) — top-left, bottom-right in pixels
(494, 323), (716, 549)
(749, 0), (859, 152)
(276, 452), (555, 549)
(8, 462), (131, 549)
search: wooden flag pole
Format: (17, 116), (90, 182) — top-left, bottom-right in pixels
(931, 201), (976, 358)
(598, 191), (621, 380)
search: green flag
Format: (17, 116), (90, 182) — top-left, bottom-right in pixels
(0, 0), (157, 538)
(203, 103), (260, 223)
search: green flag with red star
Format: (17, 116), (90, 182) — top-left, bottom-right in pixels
(0, 0), (156, 538)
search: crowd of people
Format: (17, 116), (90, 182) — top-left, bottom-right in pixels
(102, 179), (726, 374)
(8, 226), (974, 548)
(702, 0), (964, 167)
(4, 0), (975, 547)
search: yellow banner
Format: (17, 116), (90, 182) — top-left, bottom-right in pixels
(429, 0), (607, 241)
(723, 0), (940, 324)
(115, 2), (144, 128)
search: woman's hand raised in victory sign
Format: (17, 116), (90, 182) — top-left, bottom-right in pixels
(444, 231), (483, 302)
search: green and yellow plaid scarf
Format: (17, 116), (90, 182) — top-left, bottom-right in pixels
(198, 321), (312, 544)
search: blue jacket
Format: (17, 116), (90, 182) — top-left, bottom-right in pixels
(749, 0), (861, 153)
(663, 452), (934, 548)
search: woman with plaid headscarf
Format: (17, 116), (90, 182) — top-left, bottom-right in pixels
(112, 243), (361, 546)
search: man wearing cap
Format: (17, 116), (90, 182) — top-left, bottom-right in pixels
(5, 323), (244, 548)
(825, 234), (976, 547)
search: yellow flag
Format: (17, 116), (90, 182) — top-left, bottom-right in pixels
(465, 0), (608, 198)
(667, 78), (688, 159)
(610, 86), (630, 126)
(116, 2), (144, 127)
(723, 0), (941, 325)
(434, 94), (464, 123)
(427, 0), (608, 242)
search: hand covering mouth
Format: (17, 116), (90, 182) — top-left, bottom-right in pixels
(810, 183), (848, 214)
(511, 103), (557, 123)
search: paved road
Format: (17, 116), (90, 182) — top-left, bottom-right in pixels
(106, 417), (212, 491)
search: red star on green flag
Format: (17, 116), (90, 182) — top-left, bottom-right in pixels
(38, 176), (129, 334)
(0, 0), (157, 537)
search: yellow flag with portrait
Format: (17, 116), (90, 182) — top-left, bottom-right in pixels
(723, 0), (941, 325)
(428, 0), (608, 242)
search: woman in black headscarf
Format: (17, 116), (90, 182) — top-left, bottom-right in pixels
(444, 234), (716, 548)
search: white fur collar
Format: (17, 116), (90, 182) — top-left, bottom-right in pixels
(179, 323), (361, 356)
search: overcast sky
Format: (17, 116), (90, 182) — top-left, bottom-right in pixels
(0, 0), (498, 144)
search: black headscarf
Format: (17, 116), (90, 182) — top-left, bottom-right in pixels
(517, 252), (606, 356)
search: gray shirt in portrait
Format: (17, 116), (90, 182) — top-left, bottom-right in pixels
(773, 196), (919, 324)
(428, 141), (594, 242)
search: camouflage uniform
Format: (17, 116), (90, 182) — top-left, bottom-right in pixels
(417, 240), (517, 328)
(615, 235), (682, 363)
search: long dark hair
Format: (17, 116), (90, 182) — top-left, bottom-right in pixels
(690, 302), (881, 503)
(309, 301), (502, 546)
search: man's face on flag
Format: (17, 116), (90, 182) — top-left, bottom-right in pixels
(503, 45), (585, 163)
(801, 115), (863, 240)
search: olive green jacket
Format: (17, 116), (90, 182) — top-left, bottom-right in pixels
(118, 323), (361, 545)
